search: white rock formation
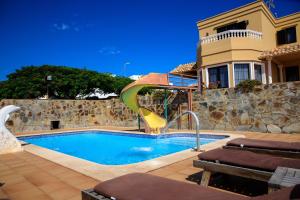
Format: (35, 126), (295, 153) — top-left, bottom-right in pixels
(0, 105), (23, 154)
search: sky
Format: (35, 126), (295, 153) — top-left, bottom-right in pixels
(0, 0), (299, 80)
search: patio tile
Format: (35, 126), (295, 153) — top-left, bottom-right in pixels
(7, 188), (47, 200)
(48, 186), (79, 200)
(3, 181), (36, 194)
(24, 171), (60, 186)
(16, 168), (39, 176)
(69, 179), (99, 190)
(148, 169), (175, 177)
(62, 174), (92, 185)
(68, 195), (82, 200)
(178, 166), (201, 175)
(47, 166), (71, 176)
(0, 168), (15, 177)
(1, 174), (26, 185)
(57, 171), (84, 180)
(166, 173), (192, 183)
(38, 181), (71, 193)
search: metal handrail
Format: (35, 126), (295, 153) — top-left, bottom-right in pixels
(162, 111), (201, 151)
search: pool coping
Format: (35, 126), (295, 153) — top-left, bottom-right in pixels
(18, 129), (244, 181)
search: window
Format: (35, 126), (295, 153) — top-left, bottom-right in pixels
(254, 64), (262, 82)
(208, 65), (228, 88)
(234, 63), (250, 85)
(285, 66), (299, 82)
(277, 27), (297, 45)
(217, 21), (248, 33)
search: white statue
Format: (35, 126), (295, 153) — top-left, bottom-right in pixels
(0, 105), (23, 154)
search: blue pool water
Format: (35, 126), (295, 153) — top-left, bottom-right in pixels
(20, 131), (226, 165)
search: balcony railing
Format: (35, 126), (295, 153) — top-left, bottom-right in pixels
(200, 29), (262, 44)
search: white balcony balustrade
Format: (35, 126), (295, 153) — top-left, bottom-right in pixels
(200, 30), (262, 44)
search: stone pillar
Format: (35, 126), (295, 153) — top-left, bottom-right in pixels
(267, 58), (272, 84)
(250, 62), (255, 80)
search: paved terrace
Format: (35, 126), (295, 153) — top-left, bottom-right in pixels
(1, 127), (300, 200)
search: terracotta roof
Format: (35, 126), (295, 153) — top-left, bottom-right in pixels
(259, 44), (300, 59)
(170, 62), (197, 74)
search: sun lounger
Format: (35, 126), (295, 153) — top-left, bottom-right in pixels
(81, 173), (299, 200)
(193, 148), (300, 188)
(224, 138), (300, 158)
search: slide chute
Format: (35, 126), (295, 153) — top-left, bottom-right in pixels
(120, 73), (169, 133)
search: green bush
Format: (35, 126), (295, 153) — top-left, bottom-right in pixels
(235, 79), (262, 93)
(152, 90), (172, 99)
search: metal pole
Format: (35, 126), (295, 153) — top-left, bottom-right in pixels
(198, 67), (203, 94)
(164, 89), (168, 120)
(138, 114), (141, 131)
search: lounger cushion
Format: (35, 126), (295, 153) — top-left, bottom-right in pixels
(198, 148), (300, 171)
(227, 138), (300, 152)
(94, 173), (247, 200)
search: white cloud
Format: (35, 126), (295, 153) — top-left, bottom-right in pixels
(61, 23), (69, 30)
(129, 75), (143, 80)
(52, 23), (81, 32)
(98, 47), (121, 55)
(53, 23), (70, 31)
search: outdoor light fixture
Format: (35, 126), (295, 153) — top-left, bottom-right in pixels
(47, 75), (52, 81)
(45, 75), (52, 99)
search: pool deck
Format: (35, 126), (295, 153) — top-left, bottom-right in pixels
(1, 127), (300, 200)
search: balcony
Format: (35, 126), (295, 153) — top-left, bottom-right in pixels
(199, 30), (264, 66)
(200, 29), (262, 44)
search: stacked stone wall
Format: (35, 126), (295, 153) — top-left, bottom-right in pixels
(1, 81), (299, 133)
(193, 81), (300, 133)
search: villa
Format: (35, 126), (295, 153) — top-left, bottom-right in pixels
(0, 1), (300, 200)
(171, 0), (300, 89)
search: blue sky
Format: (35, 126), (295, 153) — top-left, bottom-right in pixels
(0, 0), (299, 80)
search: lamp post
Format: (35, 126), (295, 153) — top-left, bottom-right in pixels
(46, 75), (52, 99)
(123, 62), (130, 76)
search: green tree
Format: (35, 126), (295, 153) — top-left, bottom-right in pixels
(0, 65), (133, 99)
(111, 76), (134, 95)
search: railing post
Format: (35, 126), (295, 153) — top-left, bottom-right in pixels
(164, 89), (168, 120)
(138, 114), (141, 131)
(199, 29), (262, 44)
(162, 111), (201, 151)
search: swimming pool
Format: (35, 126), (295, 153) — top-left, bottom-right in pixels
(20, 131), (227, 165)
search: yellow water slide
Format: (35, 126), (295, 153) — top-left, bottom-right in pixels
(120, 73), (170, 133)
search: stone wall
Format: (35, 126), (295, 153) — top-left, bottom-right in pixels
(0, 93), (189, 133)
(193, 81), (300, 133)
(1, 99), (137, 132)
(1, 81), (299, 133)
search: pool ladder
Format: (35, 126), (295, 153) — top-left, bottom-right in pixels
(162, 111), (201, 151)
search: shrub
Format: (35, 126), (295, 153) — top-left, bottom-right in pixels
(152, 90), (172, 100)
(235, 80), (262, 93)
(208, 82), (218, 89)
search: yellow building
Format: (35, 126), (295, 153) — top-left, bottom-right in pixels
(171, 0), (300, 88)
